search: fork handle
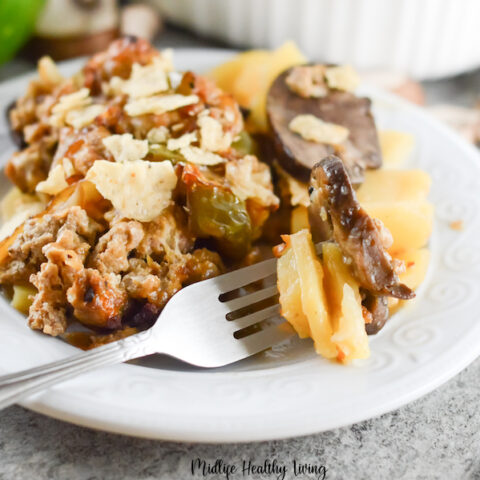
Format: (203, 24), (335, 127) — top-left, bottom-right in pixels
(0, 330), (155, 410)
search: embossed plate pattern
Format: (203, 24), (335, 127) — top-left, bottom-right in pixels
(0, 50), (479, 442)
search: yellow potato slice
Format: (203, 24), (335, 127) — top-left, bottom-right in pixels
(322, 243), (369, 363)
(357, 169), (431, 204)
(246, 42), (307, 132)
(1, 186), (43, 221)
(395, 248), (431, 290)
(290, 205), (310, 233)
(289, 230), (336, 358)
(0, 186), (46, 240)
(269, 41), (308, 80)
(229, 52), (272, 108)
(207, 49), (270, 95)
(378, 130), (415, 167)
(209, 42), (306, 133)
(331, 284), (370, 363)
(11, 284), (36, 315)
(363, 201), (434, 251)
(322, 243), (361, 327)
(277, 247), (311, 338)
(388, 248), (431, 315)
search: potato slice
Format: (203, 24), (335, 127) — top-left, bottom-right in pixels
(247, 42), (307, 132)
(0, 186), (46, 240)
(322, 243), (369, 363)
(277, 247), (310, 338)
(207, 49), (270, 96)
(388, 247), (431, 315)
(289, 229), (336, 358)
(269, 41), (308, 83)
(209, 42), (306, 133)
(322, 243), (361, 327)
(331, 284), (370, 363)
(357, 168), (433, 265)
(0, 202), (45, 241)
(11, 284), (36, 315)
(290, 205), (310, 233)
(0, 180), (109, 266)
(1, 186), (44, 222)
(363, 201), (434, 251)
(228, 52), (272, 109)
(395, 248), (430, 290)
(357, 169), (431, 204)
(378, 130), (415, 167)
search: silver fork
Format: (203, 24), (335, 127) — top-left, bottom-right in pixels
(0, 256), (293, 410)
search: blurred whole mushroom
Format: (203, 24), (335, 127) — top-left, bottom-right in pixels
(27, 0), (163, 60)
(361, 71), (426, 106)
(121, 3), (163, 41)
(28, 0), (120, 60)
(428, 104), (480, 145)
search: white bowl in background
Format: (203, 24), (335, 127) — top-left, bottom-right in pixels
(152, 0), (480, 80)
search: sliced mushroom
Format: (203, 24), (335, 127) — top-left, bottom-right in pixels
(6, 101), (25, 149)
(267, 66), (382, 184)
(309, 155), (414, 300)
(362, 292), (389, 335)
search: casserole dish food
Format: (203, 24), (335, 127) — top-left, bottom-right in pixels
(0, 38), (432, 363)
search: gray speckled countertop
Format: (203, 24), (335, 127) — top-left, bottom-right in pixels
(1, 26), (480, 480)
(1, 360), (479, 480)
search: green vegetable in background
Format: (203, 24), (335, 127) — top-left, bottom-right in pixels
(0, 0), (45, 65)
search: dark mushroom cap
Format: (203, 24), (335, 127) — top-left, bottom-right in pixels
(267, 67), (382, 184)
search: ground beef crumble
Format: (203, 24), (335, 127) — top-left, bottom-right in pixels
(24, 207), (102, 335)
(52, 125), (114, 177)
(89, 220), (144, 275)
(67, 269), (126, 330)
(0, 203), (225, 337)
(120, 207), (224, 308)
(5, 138), (56, 193)
(0, 206), (101, 284)
(29, 225), (91, 335)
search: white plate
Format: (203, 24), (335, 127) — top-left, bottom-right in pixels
(0, 49), (479, 443)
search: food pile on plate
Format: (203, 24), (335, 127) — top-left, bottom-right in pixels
(0, 38), (433, 361)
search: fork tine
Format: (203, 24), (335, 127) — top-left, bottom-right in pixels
(209, 243), (323, 295)
(177, 322), (295, 368)
(238, 322), (295, 356)
(212, 258), (277, 293)
(152, 254), (296, 368)
(230, 304), (281, 331)
(222, 285), (278, 312)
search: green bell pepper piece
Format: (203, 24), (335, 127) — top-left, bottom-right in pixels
(187, 181), (252, 259)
